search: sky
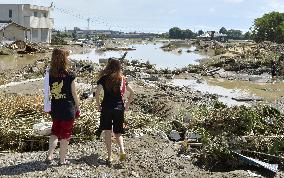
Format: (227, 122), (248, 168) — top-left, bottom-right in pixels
(0, 0), (284, 33)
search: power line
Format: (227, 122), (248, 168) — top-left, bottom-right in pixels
(52, 5), (138, 32)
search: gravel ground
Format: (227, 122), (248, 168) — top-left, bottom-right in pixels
(1, 135), (282, 178)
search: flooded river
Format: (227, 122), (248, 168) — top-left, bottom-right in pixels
(1, 43), (283, 106)
(69, 43), (206, 69)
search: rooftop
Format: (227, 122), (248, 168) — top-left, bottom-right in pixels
(198, 32), (227, 38)
(0, 20), (30, 31)
(0, 4), (53, 11)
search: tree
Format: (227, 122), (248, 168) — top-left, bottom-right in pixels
(244, 31), (252, 40)
(169, 27), (182, 39)
(51, 34), (68, 45)
(252, 11), (284, 43)
(183, 29), (196, 39)
(72, 29), (78, 41)
(226, 29), (243, 39)
(219, 27), (227, 34)
(198, 30), (204, 36)
(169, 27), (196, 39)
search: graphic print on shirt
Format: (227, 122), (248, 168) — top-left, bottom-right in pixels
(51, 81), (66, 99)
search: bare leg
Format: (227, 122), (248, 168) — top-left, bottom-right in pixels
(115, 133), (125, 154)
(47, 135), (58, 160)
(59, 139), (69, 163)
(104, 130), (112, 160)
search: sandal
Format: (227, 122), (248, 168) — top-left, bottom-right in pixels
(58, 160), (71, 166)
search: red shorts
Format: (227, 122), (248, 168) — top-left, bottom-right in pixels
(51, 119), (74, 140)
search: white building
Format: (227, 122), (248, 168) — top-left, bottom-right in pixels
(0, 4), (54, 43)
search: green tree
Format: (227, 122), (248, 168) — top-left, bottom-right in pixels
(219, 27), (227, 34)
(169, 27), (182, 39)
(182, 29), (196, 39)
(252, 12), (284, 43)
(72, 29), (78, 41)
(244, 31), (252, 40)
(198, 30), (204, 36)
(226, 29), (243, 39)
(51, 34), (67, 45)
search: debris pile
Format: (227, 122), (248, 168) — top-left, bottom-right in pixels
(197, 40), (284, 75)
(185, 101), (284, 170)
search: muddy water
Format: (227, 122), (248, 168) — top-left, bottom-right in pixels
(70, 43), (206, 69)
(170, 79), (250, 106)
(0, 54), (41, 71)
(205, 77), (284, 102)
(170, 77), (284, 106)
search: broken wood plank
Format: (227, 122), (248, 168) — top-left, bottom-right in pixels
(189, 143), (202, 147)
(232, 151), (278, 174)
(241, 150), (284, 163)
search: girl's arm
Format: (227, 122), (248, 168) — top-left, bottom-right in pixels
(71, 80), (80, 111)
(125, 84), (134, 111)
(95, 84), (103, 111)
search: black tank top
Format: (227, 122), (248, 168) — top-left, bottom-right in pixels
(97, 75), (128, 110)
(49, 71), (76, 120)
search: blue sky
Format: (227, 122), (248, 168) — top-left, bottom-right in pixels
(1, 0), (284, 33)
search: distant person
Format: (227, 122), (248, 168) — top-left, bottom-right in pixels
(95, 59), (134, 164)
(46, 48), (80, 165)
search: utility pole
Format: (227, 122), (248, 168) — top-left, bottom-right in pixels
(87, 18), (90, 30)
(86, 18), (91, 40)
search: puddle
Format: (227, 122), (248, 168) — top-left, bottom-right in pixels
(70, 43), (206, 69)
(169, 79), (250, 106)
(0, 54), (40, 71)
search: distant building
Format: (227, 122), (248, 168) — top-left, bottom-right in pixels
(67, 28), (121, 36)
(0, 4), (54, 43)
(0, 20), (30, 42)
(67, 28), (158, 39)
(197, 31), (228, 42)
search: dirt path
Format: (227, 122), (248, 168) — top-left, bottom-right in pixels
(0, 135), (257, 178)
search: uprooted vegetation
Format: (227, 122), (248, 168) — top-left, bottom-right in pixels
(195, 40), (284, 75)
(0, 94), (169, 152)
(186, 101), (284, 170)
(0, 92), (283, 173)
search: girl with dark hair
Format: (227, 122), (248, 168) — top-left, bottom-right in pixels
(46, 48), (80, 165)
(95, 59), (134, 163)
